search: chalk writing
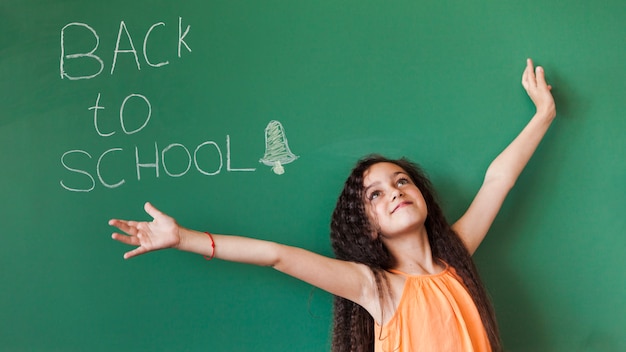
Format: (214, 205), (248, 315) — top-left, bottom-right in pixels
(61, 91), (259, 192)
(60, 135), (257, 192)
(59, 19), (297, 192)
(60, 17), (191, 80)
(90, 93), (152, 136)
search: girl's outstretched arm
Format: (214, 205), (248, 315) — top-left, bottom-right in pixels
(452, 58), (557, 254)
(110, 202), (379, 313)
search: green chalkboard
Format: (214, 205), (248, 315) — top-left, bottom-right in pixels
(1, 1), (625, 351)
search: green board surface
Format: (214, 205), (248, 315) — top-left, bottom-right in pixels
(1, 1), (625, 351)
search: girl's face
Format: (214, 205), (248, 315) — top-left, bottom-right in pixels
(362, 162), (428, 238)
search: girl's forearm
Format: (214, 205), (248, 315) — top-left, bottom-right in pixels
(176, 227), (280, 266)
(485, 110), (556, 187)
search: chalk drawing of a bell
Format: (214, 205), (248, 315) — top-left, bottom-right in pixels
(259, 120), (298, 175)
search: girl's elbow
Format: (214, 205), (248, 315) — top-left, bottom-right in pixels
(268, 243), (290, 269)
(483, 169), (517, 191)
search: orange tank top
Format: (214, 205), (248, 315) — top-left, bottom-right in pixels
(374, 264), (491, 352)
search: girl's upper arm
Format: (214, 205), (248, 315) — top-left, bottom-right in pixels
(272, 244), (377, 309)
(451, 177), (513, 255)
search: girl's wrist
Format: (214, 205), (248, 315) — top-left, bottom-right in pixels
(535, 107), (556, 122)
(174, 226), (191, 251)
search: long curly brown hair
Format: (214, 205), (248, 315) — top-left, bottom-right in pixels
(329, 155), (501, 352)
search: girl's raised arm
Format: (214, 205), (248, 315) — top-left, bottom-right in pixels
(452, 58), (557, 254)
(110, 202), (378, 312)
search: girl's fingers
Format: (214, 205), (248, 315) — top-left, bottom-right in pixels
(522, 58), (553, 94)
(144, 202), (163, 220)
(534, 66), (549, 88)
(124, 246), (147, 260)
(112, 232), (139, 246)
(523, 58), (536, 88)
(109, 219), (142, 237)
(108, 218), (124, 227)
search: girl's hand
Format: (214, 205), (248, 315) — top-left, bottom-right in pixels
(521, 58), (556, 119)
(109, 202), (181, 259)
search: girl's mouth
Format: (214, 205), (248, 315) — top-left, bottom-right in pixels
(391, 201), (412, 214)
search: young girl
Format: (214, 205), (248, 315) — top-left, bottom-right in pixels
(110, 58), (556, 352)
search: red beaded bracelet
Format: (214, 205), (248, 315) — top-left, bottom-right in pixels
(203, 232), (216, 260)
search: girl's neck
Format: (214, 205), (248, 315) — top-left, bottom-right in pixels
(383, 228), (441, 275)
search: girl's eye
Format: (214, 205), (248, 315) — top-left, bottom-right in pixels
(397, 178), (409, 186)
(368, 190), (381, 201)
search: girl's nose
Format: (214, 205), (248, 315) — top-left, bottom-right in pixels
(391, 189), (403, 200)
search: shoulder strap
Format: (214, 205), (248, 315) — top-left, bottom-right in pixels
(387, 269), (410, 277)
